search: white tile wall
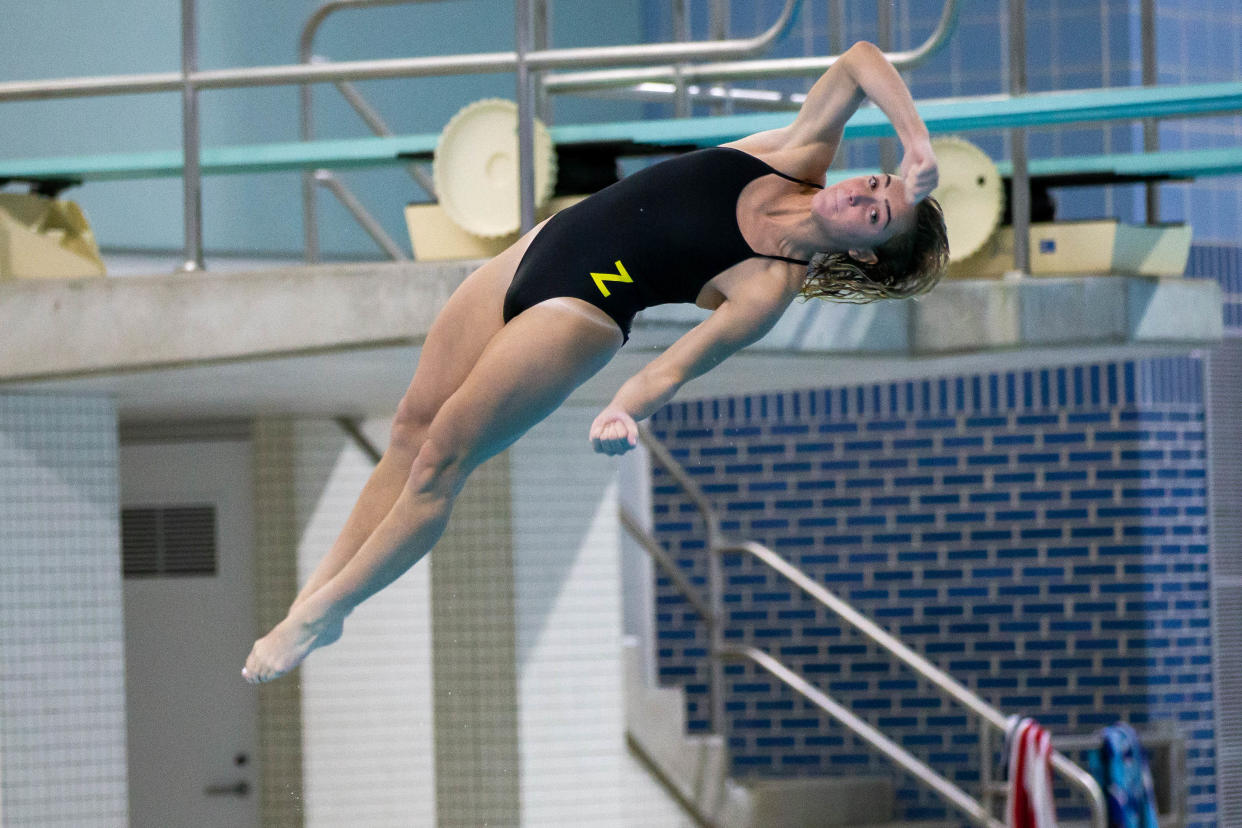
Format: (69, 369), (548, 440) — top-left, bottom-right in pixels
(252, 408), (656, 825)
(512, 405), (627, 827)
(255, 417), (436, 828)
(0, 394), (128, 827)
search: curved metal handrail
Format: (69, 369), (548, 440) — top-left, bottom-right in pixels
(721, 644), (1004, 828)
(719, 540), (1107, 826)
(0, 0), (801, 266)
(632, 425), (1107, 827)
(298, 0), (450, 262)
(543, 0), (959, 97)
(0, 0), (803, 104)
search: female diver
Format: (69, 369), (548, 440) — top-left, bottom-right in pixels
(243, 40), (949, 684)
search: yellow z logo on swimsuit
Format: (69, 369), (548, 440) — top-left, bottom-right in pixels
(590, 260), (633, 298)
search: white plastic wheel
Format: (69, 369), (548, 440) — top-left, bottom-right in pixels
(432, 98), (557, 239)
(928, 136), (1005, 262)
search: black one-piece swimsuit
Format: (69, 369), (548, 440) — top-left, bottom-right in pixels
(501, 146), (823, 343)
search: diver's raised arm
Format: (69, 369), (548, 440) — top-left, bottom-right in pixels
(790, 42), (928, 150)
(733, 41), (938, 201)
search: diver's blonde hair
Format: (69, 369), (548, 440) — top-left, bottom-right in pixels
(800, 196), (949, 303)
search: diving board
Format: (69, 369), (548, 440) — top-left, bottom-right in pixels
(822, 146), (1242, 186)
(551, 80), (1242, 145)
(1, 81), (1239, 186)
(0, 134), (443, 184)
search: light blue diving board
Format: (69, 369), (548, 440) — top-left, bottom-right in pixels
(549, 80), (1242, 143)
(0, 81), (1239, 184)
(1000, 146), (1242, 181)
(822, 146), (1242, 185)
(0, 134), (443, 183)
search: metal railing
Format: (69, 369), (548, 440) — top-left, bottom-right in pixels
(0, 0), (1188, 280)
(0, 0), (801, 269)
(292, 0), (958, 260)
(543, 0), (960, 98)
(299, 0), (447, 263)
(623, 426), (1108, 828)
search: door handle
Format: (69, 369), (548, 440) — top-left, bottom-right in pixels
(204, 781), (250, 797)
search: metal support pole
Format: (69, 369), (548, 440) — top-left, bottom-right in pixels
(314, 171), (409, 260)
(300, 49), (322, 263)
(709, 0), (731, 116)
(179, 0), (205, 272)
(708, 544), (726, 740)
(333, 78), (436, 197)
(829, 0), (845, 55)
(533, 0), (552, 123)
(877, 0), (898, 174)
(672, 0), (691, 117)
(979, 718), (995, 818)
(515, 0), (537, 234)
(1008, 0), (1030, 274)
(1141, 0), (1160, 223)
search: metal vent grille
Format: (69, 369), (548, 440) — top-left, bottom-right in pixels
(1209, 340), (1242, 578)
(1208, 340), (1242, 825)
(1216, 586), (1242, 822)
(121, 505), (218, 577)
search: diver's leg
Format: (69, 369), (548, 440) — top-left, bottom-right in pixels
(289, 226), (545, 610)
(244, 296), (623, 683)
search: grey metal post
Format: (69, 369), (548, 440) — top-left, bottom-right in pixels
(515, 0), (538, 233)
(301, 62), (320, 263)
(1141, 0), (1160, 223)
(709, 0), (731, 115)
(1008, 0), (1030, 274)
(533, 0), (552, 123)
(709, 0), (729, 40)
(877, 0), (898, 174)
(708, 538), (726, 740)
(673, 0), (691, 117)
(979, 717), (995, 818)
(179, 0), (205, 272)
(829, 0), (845, 55)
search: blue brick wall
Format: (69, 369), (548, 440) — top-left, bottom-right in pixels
(650, 356), (1214, 826)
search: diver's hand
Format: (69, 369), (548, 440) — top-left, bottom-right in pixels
(590, 406), (638, 456)
(900, 137), (939, 203)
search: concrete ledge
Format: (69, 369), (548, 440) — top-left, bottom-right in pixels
(0, 265), (1222, 387)
(1019, 277), (1129, 346)
(635, 274), (1221, 356)
(0, 260), (478, 381)
(911, 278), (1021, 353)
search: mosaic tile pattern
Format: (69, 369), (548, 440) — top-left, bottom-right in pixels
(0, 395), (128, 827)
(650, 357), (1215, 825)
(1187, 242), (1242, 334)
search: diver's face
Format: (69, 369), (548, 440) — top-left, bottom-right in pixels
(812, 173), (916, 249)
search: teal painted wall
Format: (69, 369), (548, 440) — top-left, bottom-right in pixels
(0, 0), (644, 257)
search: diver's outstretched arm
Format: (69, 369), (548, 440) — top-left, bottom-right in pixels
(591, 279), (792, 456)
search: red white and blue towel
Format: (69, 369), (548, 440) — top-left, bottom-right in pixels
(1005, 715), (1059, 828)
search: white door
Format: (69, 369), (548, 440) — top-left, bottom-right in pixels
(121, 440), (260, 828)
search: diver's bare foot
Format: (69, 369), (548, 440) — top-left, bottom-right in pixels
(242, 608), (344, 685)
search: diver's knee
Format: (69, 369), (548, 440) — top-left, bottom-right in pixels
(406, 434), (472, 500)
(391, 395), (434, 454)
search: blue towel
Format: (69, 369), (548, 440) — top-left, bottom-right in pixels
(1088, 722), (1160, 828)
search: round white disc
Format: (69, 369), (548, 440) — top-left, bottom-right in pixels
(433, 98), (557, 239)
(929, 136), (1004, 262)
